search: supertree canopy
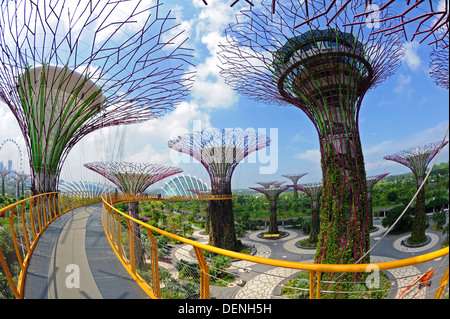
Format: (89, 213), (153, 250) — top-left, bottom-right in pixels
(168, 128), (271, 251)
(218, 0), (404, 272)
(250, 182), (291, 235)
(0, 0), (194, 195)
(84, 161), (182, 270)
(294, 182), (323, 244)
(366, 173), (389, 230)
(84, 162), (183, 196)
(294, 1), (448, 47)
(384, 141), (448, 244)
(282, 173), (308, 214)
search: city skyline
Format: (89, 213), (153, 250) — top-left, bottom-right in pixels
(0, 0), (449, 191)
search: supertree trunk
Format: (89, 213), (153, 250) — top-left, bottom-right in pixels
(208, 195), (239, 252)
(127, 201), (147, 271)
(268, 199), (279, 235)
(410, 176), (427, 244)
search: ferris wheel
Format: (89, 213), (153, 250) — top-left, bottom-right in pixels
(0, 138), (24, 171)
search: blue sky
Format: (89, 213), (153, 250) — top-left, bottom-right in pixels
(0, 0), (448, 191)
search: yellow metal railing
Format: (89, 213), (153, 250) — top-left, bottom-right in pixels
(1, 191), (448, 299)
(101, 193), (449, 300)
(0, 191), (100, 299)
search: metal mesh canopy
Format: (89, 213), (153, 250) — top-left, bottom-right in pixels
(250, 182), (291, 201)
(384, 141), (449, 179)
(0, 0), (194, 193)
(168, 128), (271, 193)
(84, 162), (182, 195)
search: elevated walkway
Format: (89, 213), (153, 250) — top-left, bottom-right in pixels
(23, 203), (148, 299)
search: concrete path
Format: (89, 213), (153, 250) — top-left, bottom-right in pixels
(23, 203), (148, 299)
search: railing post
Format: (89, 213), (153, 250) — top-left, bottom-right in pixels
(9, 206), (24, 271)
(309, 271), (321, 299)
(146, 229), (162, 299)
(434, 266), (449, 299)
(193, 246), (210, 299)
(126, 218), (136, 275)
(316, 271), (322, 299)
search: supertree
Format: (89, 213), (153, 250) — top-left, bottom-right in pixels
(168, 128), (271, 251)
(294, 182), (323, 244)
(218, 0), (404, 272)
(84, 161), (182, 268)
(0, 170), (11, 197)
(366, 173), (389, 230)
(250, 181), (291, 235)
(11, 172), (29, 198)
(384, 141), (448, 244)
(0, 0), (194, 195)
(282, 173), (308, 214)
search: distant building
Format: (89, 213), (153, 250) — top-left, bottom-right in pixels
(161, 174), (209, 197)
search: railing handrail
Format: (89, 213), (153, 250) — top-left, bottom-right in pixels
(101, 193), (449, 273)
(0, 191), (101, 299)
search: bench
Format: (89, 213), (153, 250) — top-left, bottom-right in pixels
(263, 233), (280, 238)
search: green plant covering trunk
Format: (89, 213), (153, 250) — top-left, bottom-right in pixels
(208, 195), (239, 252)
(309, 199), (320, 244)
(314, 137), (370, 298)
(268, 199), (279, 234)
(408, 177), (427, 244)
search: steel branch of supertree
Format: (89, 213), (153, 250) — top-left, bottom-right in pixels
(84, 162), (182, 195)
(0, 0), (195, 194)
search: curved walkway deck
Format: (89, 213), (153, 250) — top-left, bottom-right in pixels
(23, 203), (148, 299)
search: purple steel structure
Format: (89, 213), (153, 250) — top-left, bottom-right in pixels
(84, 161), (182, 268)
(366, 173), (389, 230)
(293, 1), (448, 47)
(250, 182), (291, 235)
(294, 182), (323, 244)
(0, 0), (194, 195)
(168, 128), (271, 251)
(218, 0), (404, 279)
(282, 173), (308, 214)
(429, 37), (449, 89)
(384, 141), (448, 244)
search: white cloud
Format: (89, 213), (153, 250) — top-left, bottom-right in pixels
(393, 73), (411, 93)
(402, 41), (422, 71)
(363, 121), (449, 175)
(294, 149), (321, 164)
